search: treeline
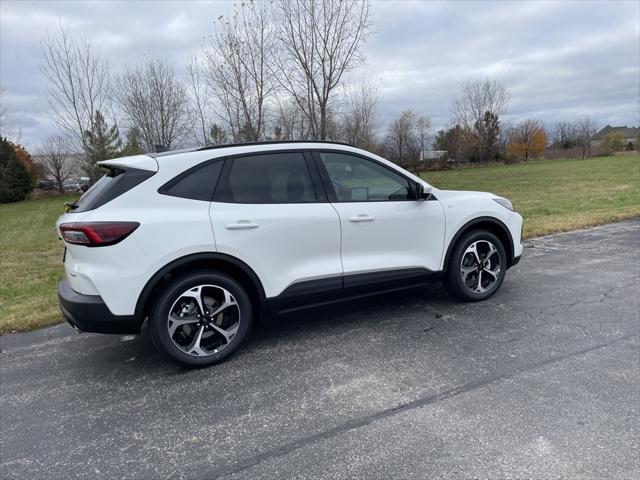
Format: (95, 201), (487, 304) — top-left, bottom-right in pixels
(1, 0), (628, 202)
(35, 0), (378, 186)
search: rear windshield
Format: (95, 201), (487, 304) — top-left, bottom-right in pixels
(72, 167), (155, 213)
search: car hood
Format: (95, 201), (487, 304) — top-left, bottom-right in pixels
(432, 188), (499, 201)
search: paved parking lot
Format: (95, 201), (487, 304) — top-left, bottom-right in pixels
(1, 220), (638, 480)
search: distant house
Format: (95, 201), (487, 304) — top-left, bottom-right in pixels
(32, 153), (87, 180)
(590, 125), (639, 148)
(419, 150), (448, 161)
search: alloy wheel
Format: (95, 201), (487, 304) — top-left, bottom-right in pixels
(460, 240), (502, 294)
(167, 284), (241, 357)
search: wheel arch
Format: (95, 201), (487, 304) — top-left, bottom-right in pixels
(134, 252), (266, 322)
(443, 216), (515, 271)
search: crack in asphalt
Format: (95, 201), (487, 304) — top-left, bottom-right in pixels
(203, 334), (637, 480)
(487, 281), (639, 341)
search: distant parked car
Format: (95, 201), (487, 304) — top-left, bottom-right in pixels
(38, 179), (56, 191)
(62, 179), (82, 192)
(79, 177), (91, 192)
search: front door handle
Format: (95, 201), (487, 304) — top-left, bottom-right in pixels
(226, 220), (259, 230)
(349, 214), (375, 223)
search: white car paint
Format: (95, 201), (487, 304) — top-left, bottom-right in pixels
(56, 142), (523, 316)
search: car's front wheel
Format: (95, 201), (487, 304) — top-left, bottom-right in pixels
(444, 230), (507, 301)
(149, 271), (253, 367)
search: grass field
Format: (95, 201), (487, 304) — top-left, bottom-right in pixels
(423, 155), (640, 238)
(1, 155), (638, 334)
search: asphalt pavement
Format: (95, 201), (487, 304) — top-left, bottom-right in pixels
(1, 220), (639, 480)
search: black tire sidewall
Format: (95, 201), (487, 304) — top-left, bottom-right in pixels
(150, 271), (252, 367)
(446, 230), (507, 301)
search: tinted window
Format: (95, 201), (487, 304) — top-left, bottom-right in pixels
(218, 153), (316, 204)
(319, 152), (412, 201)
(73, 167), (155, 212)
(159, 160), (223, 201)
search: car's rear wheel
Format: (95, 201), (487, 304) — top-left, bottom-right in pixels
(150, 271), (252, 367)
(444, 230), (507, 301)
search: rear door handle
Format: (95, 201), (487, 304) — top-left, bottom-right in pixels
(226, 220), (259, 230)
(349, 214), (375, 223)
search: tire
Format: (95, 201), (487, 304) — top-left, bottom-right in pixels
(149, 271), (253, 367)
(444, 230), (507, 302)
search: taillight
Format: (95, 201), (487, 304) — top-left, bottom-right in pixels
(59, 222), (140, 247)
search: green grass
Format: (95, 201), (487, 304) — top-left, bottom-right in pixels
(1, 155), (638, 334)
(422, 155), (640, 238)
(0, 195), (79, 333)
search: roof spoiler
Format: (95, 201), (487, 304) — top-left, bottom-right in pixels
(98, 155), (158, 172)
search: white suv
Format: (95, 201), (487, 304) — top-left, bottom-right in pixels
(57, 141), (523, 367)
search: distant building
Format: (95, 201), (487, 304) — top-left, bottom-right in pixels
(32, 153), (86, 180)
(419, 150), (448, 161)
(590, 125), (639, 148)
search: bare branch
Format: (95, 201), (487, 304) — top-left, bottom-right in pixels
(37, 136), (72, 193)
(273, 0), (373, 140)
(204, 1), (277, 142)
(185, 53), (212, 146)
(40, 24), (111, 153)
(339, 78), (379, 149)
(116, 58), (190, 151)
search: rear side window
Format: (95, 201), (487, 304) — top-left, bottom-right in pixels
(159, 160), (223, 201)
(73, 167), (155, 212)
(216, 153), (316, 204)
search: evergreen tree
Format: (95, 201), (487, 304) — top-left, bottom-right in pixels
(474, 111), (501, 162)
(0, 137), (32, 203)
(83, 111), (121, 183)
(120, 127), (143, 157)
(209, 124), (228, 145)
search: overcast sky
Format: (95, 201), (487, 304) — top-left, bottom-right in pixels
(1, 0), (638, 150)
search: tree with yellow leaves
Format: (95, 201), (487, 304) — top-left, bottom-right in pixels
(507, 119), (547, 160)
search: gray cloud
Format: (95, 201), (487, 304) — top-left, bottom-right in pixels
(0, 0), (638, 150)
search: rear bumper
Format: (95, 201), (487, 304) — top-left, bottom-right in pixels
(509, 253), (522, 268)
(58, 279), (143, 334)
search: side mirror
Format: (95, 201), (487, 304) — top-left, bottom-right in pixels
(413, 182), (432, 200)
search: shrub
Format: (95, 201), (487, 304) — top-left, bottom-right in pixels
(603, 132), (624, 152)
(0, 137), (33, 203)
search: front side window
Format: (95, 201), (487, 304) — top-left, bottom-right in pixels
(319, 152), (412, 202)
(217, 152), (316, 204)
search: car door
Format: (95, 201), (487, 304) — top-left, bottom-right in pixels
(210, 151), (342, 305)
(315, 150), (445, 291)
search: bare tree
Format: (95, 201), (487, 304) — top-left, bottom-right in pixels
(273, 98), (311, 140)
(41, 25), (111, 152)
(274, 0), (373, 140)
(340, 79), (379, 149)
(384, 110), (430, 171)
(452, 77), (510, 162)
(552, 121), (577, 149)
(574, 116), (597, 159)
(116, 58), (190, 151)
(416, 115), (432, 157)
(205, 1), (276, 142)
(39, 136), (71, 193)
(185, 54), (214, 146)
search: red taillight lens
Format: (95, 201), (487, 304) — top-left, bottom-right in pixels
(59, 222), (140, 247)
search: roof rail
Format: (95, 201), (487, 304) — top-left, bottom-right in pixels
(196, 140), (354, 152)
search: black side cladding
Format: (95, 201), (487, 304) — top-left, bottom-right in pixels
(72, 167), (156, 213)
